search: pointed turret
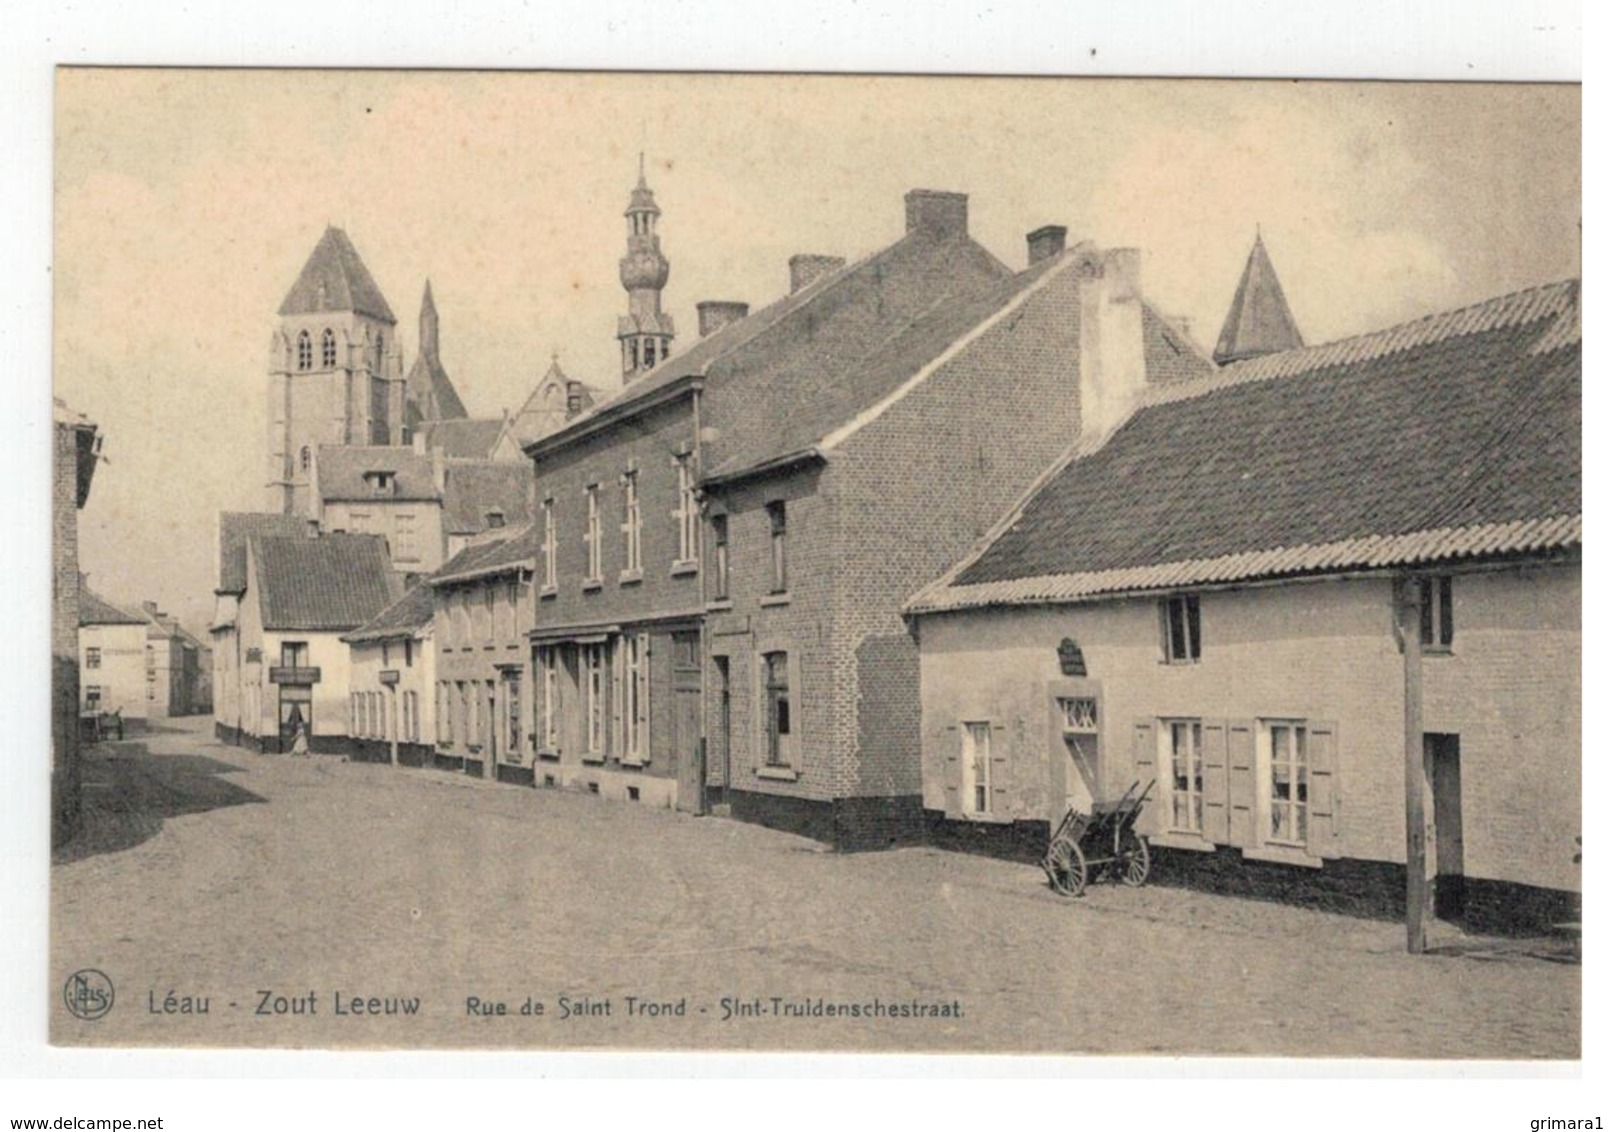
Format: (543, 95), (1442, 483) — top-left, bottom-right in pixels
(616, 155), (676, 384)
(1213, 233), (1304, 365)
(404, 279), (469, 427)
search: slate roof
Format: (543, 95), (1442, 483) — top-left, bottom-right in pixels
(278, 226), (396, 323)
(316, 446), (441, 503)
(1213, 234), (1304, 364)
(431, 524), (540, 586)
(79, 586), (145, 627)
(441, 459), (534, 535)
(544, 222), (1011, 475)
(404, 281), (469, 424)
(217, 512), (310, 594)
(343, 581), (436, 643)
(910, 279), (1580, 614)
(250, 533), (403, 632)
(417, 418), (509, 460)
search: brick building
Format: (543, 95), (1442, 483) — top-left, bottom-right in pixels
(313, 444), (447, 576)
(906, 278), (1581, 934)
(343, 582), (437, 767)
(525, 178), (1211, 845)
(52, 399), (101, 845)
(138, 601), (199, 717)
(429, 526), (538, 782)
(78, 586), (148, 724)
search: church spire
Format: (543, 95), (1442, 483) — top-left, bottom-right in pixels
(1213, 232), (1304, 365)
(616, 158), (675, 384)
(419, 278), (440, 363)
(404, 279), (468, 427)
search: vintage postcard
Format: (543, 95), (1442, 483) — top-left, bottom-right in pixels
(48, 69), (1581, 1056)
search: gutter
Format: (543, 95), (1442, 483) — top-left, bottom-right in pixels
(701, 448), (824, 491)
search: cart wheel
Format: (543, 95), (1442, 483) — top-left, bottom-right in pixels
(1045, 838), (1088, 898)
(1118, 830), (1151, 887)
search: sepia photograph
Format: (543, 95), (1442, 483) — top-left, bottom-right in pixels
(44, 65), (1581, 1064)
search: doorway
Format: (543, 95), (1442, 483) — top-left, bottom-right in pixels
(672, 631), (704, 814)
(712, 655), (732, 805)
(1425, 733), (1465, 922)
(278, 686), (312, 753)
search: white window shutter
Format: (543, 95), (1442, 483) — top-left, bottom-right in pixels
(989, 722), (1010, 812)
(941, 723), (961, 817)
(1131, 720), (1158, 835)
(1306, 720), (1342, 858)
(1201, 719), (1230, 845)
(1227, 720), (1256, 848)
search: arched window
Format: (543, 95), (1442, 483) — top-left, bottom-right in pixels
(299, 446), (311, 472)
(321, 328), (337, 368)
(296, 330), (312, 371)
(375, 332), (385, 369)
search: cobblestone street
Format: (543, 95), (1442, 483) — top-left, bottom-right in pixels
(51, 716), (1579, 1057)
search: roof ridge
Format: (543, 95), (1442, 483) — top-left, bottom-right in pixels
(909, 514), (1582, 615)
(1139, 277), (1578, 413)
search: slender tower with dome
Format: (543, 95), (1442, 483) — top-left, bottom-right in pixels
(616, 156), (675, 384)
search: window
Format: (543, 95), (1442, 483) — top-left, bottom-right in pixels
(767, 501), (788, 594)
(541, 499), (557, 588)
(1161, 719), (1204, 833)
(281, 641), (309, 668)
(1263, 722), (1309, 846)
(583, 643), (605, 754)
(436, 683), (449, 744)
(321, 327), (337, 368)
(365, 470), (395, 494)
(486, 509), (506, 530)
(375, 332), (385, 368)
(86, 647), (101, 669)
(1162, 594), (1201, 663)
(711, 514), (729, 600)
(584, 485), (602, 582)
(961, 721), (993, 815)
(505, 673), (522, 757)
(404, 639), (413, 667)
(621, 471), (642, 573)
(85, 686), (102, 710)
(763, 651), (793, 767)
(405, 692), (418, 743)
(674, 456), (699, 564)
(296, 330), (312, 371)
(538, 646), (560, 750)
(620, 632), (649, 762)
(300, 446), (311, 473)
(628, 340), (639, 371)
(394, 514), (418, 563)
(351, 693), (359, 735)
(483, 586), (495, 642)
(1420, 575), (1454, 650)
(644, 339), (657, 368)
(1058, 697), (1098, 732)
(147, 674), (155, 701)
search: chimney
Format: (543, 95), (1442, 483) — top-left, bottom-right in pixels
(411, 429), (427, 454)
(1076, 247), (1150, 448)
(142, 601), (160, 617)
(787, 255), (845, 294)
(565, 381), (587, 420)
(1027, 225), (1068, 266)
(697, 300), (751, 337)
(431, 443), (446, 495)
(904, 189), (969, 239)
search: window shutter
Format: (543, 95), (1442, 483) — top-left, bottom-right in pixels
(1306, 720), (1341, 858)
(1227, 720), (1256, 848)
(989, 722), (1010, 813)
(1200, 719), (1231, 845)
(941, 723), (961, 817)
(1131, 719), (1159, 835)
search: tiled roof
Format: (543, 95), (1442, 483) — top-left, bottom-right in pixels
(343, 580), (436, 643)
(79, 586), (144, 627)
(278, 226), (396, 323)
(417, 418), (509, 460)
(1213, 234), (1304, 364)
(441, 459), (534, 535)
(431, 524), (539, 585)
(548, 225), (1011, 468)
(405, 354), (469, 425)
(217, 511), (310, 594)
(251, 533), (403, 632)
(316, 446), (441, 503)
(910, 279), (1580, 614)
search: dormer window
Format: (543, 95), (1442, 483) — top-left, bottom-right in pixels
(363, 470), (396, 495)
(486, 509), (506, 530)
(321, 328), (337, 368)
(296, 330), (312, 371)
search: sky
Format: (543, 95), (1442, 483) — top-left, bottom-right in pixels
(53, 72), (1580, 633)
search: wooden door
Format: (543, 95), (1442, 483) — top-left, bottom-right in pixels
(1426, 733), (1465, 922)
(671, 631), (705, 814)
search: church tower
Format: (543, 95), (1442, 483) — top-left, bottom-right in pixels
(1213, 232), (1305, 365)
(616, 156), (675, 384)
(266, 226), (405, 515)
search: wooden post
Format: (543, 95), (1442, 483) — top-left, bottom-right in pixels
(389, 686), (399, 767)
(1398, 576), (1431, 953)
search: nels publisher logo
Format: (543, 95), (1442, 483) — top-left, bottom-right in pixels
(63, 969), (114, 1021)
